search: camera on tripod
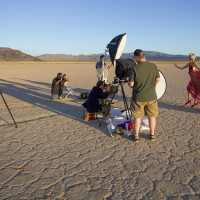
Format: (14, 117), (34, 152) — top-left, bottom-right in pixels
(113, 58), (136, 85)
(115, 59), (136, 81)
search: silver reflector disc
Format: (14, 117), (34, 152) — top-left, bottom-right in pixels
(156, 71), (167, 100)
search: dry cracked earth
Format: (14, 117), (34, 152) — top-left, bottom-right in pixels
(0, 64), (200, 199)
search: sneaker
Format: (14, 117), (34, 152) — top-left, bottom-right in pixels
(132, 136), (140, 143)
(149, 134), (155, 141)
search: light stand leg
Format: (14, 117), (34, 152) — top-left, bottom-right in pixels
(0, 90), (18, 128)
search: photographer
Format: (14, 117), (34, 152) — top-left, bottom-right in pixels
(51, 73), (69, 100)
(82, 80), (110, 115)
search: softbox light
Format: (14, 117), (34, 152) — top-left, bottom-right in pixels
(107, 33), (127, 67)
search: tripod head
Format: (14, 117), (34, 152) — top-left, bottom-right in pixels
(113, 77), (128, 84)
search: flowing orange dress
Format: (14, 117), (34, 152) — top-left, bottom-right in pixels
(187, 63), (200, 102)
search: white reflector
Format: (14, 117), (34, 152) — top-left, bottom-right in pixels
(156, 71), (167, 100)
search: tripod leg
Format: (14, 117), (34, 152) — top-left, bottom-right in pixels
(99, 84), (120, 127)
(99, 93), (115, 127)
(0, 92), (18, 128)
(120, 84), (131, 121)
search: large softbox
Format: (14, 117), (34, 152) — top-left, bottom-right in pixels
(115, 59), (136, 80)
(107, 33), (127, 67)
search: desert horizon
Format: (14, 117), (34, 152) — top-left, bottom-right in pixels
(1, 47), (200, 63)
(0, 60), (199, 65)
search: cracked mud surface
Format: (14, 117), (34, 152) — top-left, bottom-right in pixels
(0, 64), (200, 199)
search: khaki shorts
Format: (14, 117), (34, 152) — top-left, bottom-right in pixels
(130, 99), (158, 118)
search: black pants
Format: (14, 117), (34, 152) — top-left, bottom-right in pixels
(86, 104), (110, 114)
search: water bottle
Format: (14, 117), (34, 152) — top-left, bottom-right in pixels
(125, 123), (129, 134)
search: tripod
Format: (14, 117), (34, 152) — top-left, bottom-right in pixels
(99, 80), (132, 126)
(0, 90), (18, 128)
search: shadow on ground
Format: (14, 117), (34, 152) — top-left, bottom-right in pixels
(0, 79), (110, 137)
(158, 101), (200, 114)
(1, 78), (198, 139)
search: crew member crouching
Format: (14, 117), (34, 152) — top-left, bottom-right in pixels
(82, 80), (110, 115)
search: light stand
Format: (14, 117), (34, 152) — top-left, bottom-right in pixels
(0, 90), (18, 128)
(99, 33), (131, 127)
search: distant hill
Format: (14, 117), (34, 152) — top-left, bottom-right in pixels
(122, 51), (200, 61)
(37, 51), (200, 62)
(37, 54), (102, 62)
(0, 47), (41, 62)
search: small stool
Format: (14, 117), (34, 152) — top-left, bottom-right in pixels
(83, 110), (96, 121)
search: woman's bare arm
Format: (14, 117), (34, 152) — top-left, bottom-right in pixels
(174, 63), (189, 69)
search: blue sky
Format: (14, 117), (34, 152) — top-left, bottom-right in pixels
(0, 0), (200, 56)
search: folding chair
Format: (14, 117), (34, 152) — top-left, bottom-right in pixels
(64, 82), (75, 98)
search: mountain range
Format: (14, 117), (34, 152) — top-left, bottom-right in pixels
(0, 47), (199, 62)
(37, 52), (196, 61)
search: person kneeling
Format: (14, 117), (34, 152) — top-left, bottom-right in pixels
(51, 73), (69, 100)
(82, 80), (110, 116)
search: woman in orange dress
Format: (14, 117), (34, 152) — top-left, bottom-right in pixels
(175, 53), (200, 107)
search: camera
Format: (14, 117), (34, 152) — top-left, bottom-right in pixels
(109, 85), (118, 95)
(103, 83), (118, 95)
(113, 77), (120, 84)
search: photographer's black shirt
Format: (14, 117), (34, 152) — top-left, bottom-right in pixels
(51, 77), (66, 94)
